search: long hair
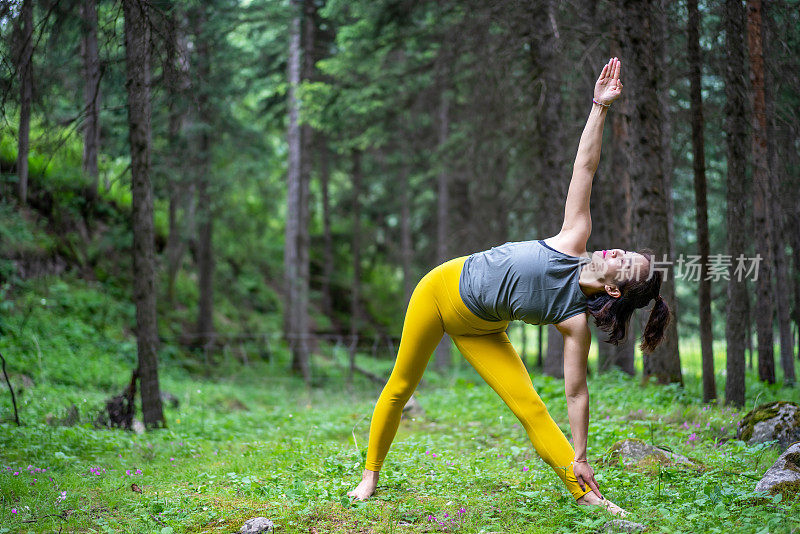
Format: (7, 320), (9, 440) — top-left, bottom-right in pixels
(586, 251), (670, 353)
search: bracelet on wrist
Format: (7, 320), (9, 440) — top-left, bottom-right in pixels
(592, 98), (610, 108)
(573, 458), (589, 463)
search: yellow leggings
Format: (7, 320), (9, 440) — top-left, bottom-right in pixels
(364, 257), (590, 500)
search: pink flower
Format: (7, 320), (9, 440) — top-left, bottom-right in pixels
(11, 508), (17, 514)
(170, 458), (175, 462)
(688, 433), (697, 441)
(522, 466), (529, 472)
(431, 454), (437, 458)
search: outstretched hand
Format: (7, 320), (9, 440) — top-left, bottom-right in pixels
(594, 57), (622, 106)
(573, 460), (603, 499)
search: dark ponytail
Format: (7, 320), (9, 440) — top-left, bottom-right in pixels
(640, 295), (670, 353)
(586, 251), (671, 354)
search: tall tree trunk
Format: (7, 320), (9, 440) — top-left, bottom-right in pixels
(320, 142), (334, 319)
(16, 0), (33, 205)
(434, 86), (451, 371)
(763, 2), (795, 385)
(164, 9), (190, 306)
(543, 325), (564, 379)
(123, 0), (164, 427)
(194, 8), (215, 350)
(81, 0), (101, 202)
(595, 21), (635, 376)
(619, 0), (682, 385)
(528, 0), (567, 378)
(746, 0), (775, 384)
(723, 0), (749, 407)
(284, 0), (311, 382)
(687, 0), (716, 402)
(400, 166), (413, 304)
(349, 151), (362, 385)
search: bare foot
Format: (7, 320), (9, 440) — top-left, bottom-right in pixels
(576, 492), (628, 517)
(347, 469), (379, 501)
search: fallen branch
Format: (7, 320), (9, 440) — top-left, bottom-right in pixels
(0, 351), (20, 425)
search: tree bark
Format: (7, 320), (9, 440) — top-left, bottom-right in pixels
(687, 0), (716, 402)
(400, 165), (413, 304)
(164, 10), (191, 306)
(619, 0), (682, 385)
(543, 325), (564, 378)
(746, 0), (775, 384)
(723, 0), (749, 407)
(762, 2), (795, 385)
(434, 84), (451, 371)
(193, 7), (215, 350)
(284, 0), (311, 382)
(349, 151), (362, 385)
(81, 0), (101, 202)
(16, 0), (33, 205)
(320, 141), (334, 319)
(123, 0), (164, 427)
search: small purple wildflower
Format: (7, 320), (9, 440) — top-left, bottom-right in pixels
(11, 508), (17, 514)
(522, 466), (529, 472)
(688, 432), (697, 441)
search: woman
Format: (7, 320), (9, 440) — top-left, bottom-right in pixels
(347, 58), (669, 516)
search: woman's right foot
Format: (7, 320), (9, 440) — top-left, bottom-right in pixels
(347, 469), (379, 500)
(576, 492), (628, 517)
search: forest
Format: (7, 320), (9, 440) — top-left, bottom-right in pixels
(1, 0), (800, 532)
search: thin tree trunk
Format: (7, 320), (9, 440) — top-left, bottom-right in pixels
(687, 0), (716, 402)
(194, 9), (215, 350)
(763, 2), (795, 385)
(16, 0), (33, 205)
(349, 151), (362, 385)
(320, 142), (334, 319)
(543, 325), (564, 378)
(434, 85), (451, 371)
(400, 166), (413, 304)
(284, 0), (311, 382)
(619, 0), (682, 384)
(81, 0), (101, 202)
(164, 9), (190, 306)
(724, 0), (749, 407)
(747, 0), (775, 384)
(123, 0), (164, 428)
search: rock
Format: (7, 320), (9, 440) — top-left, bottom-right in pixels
(402, 395), (424, 419)
(603, 439), (702, 472)
(737, 401), (800, 450)
(239, 517), (274, 533)
(599, 519), (646, 533)
(755, 442), (800, 497)
(131, 419), (145, 435)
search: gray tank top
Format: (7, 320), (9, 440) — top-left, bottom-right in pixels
(458, 240), (590, 325)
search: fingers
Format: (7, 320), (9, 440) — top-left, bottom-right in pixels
(598, 63), (609, 82)
(613, 57), (621, 80)
(588, 476), (603, 499)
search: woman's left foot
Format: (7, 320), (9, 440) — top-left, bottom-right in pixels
(576, 492), (628, 517)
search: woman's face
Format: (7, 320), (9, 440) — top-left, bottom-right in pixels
(590, 248), (650, 286)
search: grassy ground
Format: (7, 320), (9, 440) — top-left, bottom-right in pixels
(2, 278), (800, 533)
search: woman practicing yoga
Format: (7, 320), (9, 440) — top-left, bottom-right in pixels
(347, 58), (669, 516)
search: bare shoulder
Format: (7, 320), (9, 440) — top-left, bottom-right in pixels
(554, 311), (590, 336)
(542, 232), (588, 258)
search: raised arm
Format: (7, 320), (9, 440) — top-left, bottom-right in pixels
(555, 58), (622, 255)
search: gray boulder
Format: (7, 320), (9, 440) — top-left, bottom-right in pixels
(603, 439), (703, 472)
(755, 442), (800, 497)
(402, 395), (424, 419)
(600, 520), (646, 533)
(239, 517), (274, 534)
(737, 401), (800, 450)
